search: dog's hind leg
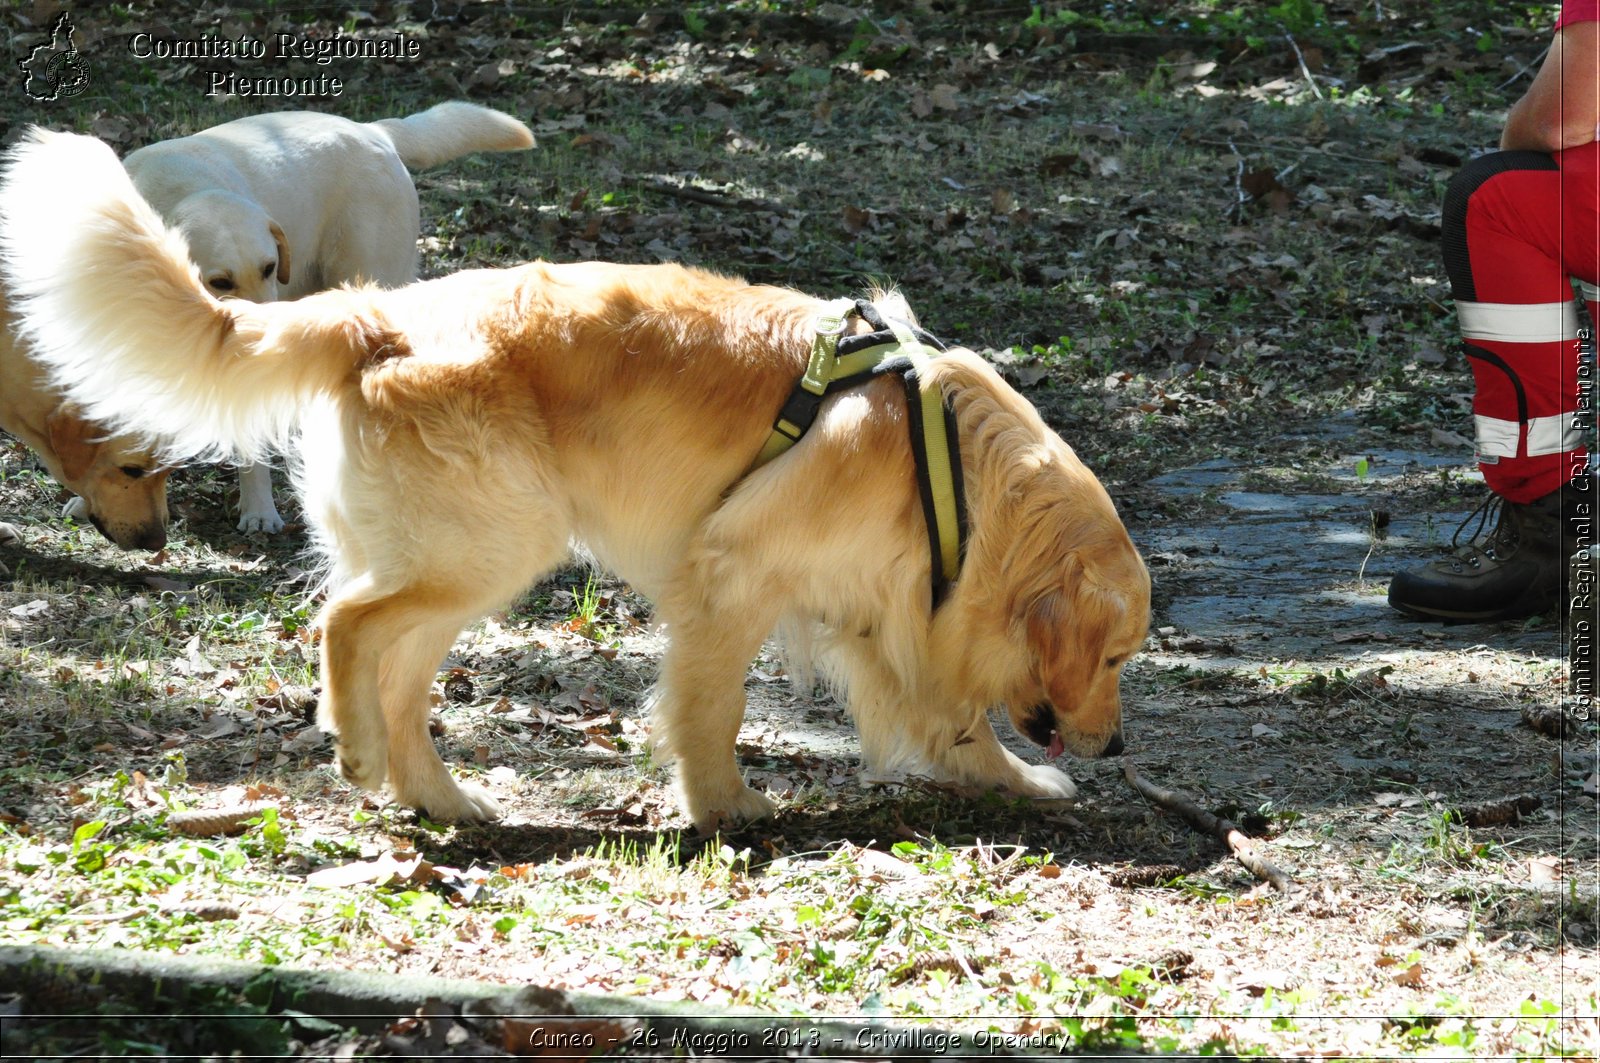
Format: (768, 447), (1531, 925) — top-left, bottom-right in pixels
(316, 577), (394, 797)
(379, 615), (501, 823)
(649, 595), (783, 832)
(320, 583), (508, 824)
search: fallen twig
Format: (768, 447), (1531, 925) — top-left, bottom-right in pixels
(1122, 760), (1295, 894)
(1224, 138), (1246, 221)
(1280, 25), (1324, 100)
(631, 176), (783, 212)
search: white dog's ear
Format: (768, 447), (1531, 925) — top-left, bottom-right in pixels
(268, 220), (291, 284)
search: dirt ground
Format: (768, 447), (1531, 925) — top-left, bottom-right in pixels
(0, 2), (1596, 1059)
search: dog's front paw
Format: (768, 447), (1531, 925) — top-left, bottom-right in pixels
(412, 779), (503, 825)
(237, 506), (285, 534)
(1006, 762), (1078, 801)
(236, 463), (284, 533)
(682, 777), (776, 833)
(391, 768), (502, 824)
(62, 496), (88, 521)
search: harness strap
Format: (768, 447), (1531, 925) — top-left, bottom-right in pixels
(754, 297), (855, 467)
(752, 301), (968, 607)
(902, 353), (966, 605)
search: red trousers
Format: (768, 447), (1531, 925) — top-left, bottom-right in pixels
(1447, 141), (1600, 502)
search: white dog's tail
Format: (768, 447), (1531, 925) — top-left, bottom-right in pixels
(0, 129), (381, 464)
(370, 102), (534, 171)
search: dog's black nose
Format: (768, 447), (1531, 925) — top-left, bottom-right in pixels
(1100, 731), (1125, 757)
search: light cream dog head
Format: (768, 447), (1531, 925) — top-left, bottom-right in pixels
(167, 190), (290, 302)
(45, 405), (171, 551)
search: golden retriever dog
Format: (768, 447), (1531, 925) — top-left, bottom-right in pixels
(122, 101), (534, 533)
(0, 129), (1150, 831)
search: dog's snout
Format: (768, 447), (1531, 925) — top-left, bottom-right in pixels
(1099, 730), (1125, 758)
(101, 517), (167, 552)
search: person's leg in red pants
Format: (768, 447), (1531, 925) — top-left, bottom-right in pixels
(1389, 141), (1599, 622)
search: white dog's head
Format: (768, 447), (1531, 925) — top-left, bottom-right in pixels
(167, 189), (290, 302)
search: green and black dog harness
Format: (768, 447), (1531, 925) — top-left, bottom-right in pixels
(751, 298), (968, 608)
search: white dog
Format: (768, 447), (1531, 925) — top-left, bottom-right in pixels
(111, 102), (534, 533)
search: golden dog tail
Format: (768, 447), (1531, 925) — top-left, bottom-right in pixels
(371, 102), (535, 171)
(0, 128), (377, 465)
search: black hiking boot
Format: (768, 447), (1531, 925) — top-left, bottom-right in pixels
(1388, 486), (1574, 623)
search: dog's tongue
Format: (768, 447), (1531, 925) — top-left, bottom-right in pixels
(1046, 730), (1065, 760)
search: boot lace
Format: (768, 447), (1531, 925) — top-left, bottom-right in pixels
(1444, 493), (1518, 566)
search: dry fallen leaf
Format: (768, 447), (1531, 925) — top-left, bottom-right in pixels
(1527, 856), (1562, 884)
(1392, 962), (1426, 988)
(929, 83), (960, 111)
(280, 726), (327, 756)
(1240, 168), (1293, 211)
(306, 852), (437, 890)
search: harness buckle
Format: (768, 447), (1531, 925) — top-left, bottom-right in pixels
(813, 310), (849, 336)
(750, 301), (968, 607)
(799, 299), (856, 395)
(776, 388), (825, 435)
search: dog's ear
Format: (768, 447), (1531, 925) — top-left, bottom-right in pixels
(268, 220), (291, 284)
(1022, 565), (1113, 697)
(45, 405), (100, 481)
(1023, 588), (1067, 672)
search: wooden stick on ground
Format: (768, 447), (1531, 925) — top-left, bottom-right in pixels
(632, 176), (782, 212)
(1223, 139), (1247, 221)
(1122, 760), (1296, 894)
(1279, 25), (1325, 100)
